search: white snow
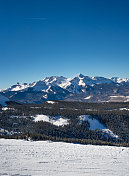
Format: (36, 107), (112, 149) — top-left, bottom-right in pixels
(31, 81), (48, 91)
(2, 107), (8, 111)
(52, 117), (69, 126)
(11, 84), (29, 91)
(84, 96), (92, 100)
(109, 96), (129, 102)
(1, 75), (129, 95)
(119, 107), (129, 111)
(34, 114), (50, 122)
(111, 77), (129, 83)
(79, 115), (106, 130)
(79, 79), (86, 87)
(79, 115), (118, 138)
(59, 78), (71, 89)
(110, 96), (125, 98)
(0, 139), (129, 176)
(46, 101), (56, 104)
(102, 129), (119, 139)
(2, 107), (15, 111)
(43, 76), (68, 88)
(43, 94), (48, 99)
(0, 83), (29, 92)
(34, 115), (69, 126)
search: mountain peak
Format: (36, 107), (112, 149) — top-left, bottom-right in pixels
(77, 73), (85, 78)
(1, 74), (129, 104)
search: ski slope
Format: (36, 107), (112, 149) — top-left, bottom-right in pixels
(0, 139), (129, 176)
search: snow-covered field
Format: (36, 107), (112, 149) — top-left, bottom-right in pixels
(33, 115), (69, 126)
(0, 139), (129, 176)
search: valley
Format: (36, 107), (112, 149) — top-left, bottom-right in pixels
(0, 101), (129, 147)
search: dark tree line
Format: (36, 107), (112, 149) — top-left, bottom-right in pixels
(0, 101), (129, 146)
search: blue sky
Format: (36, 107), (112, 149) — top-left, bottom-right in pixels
(0, 0), (129, 89)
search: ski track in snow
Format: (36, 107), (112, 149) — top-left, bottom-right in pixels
(0, 139), (129, 176)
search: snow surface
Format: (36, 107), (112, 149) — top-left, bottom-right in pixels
(34, 115), (69, 126)
(109, 96), (129, 102)
(1, 74), (129, 94)
(11, 84), (29, 91)
(2, 107), (8, 111)
(43, 76), (68, 88)
(119, 107), (129, 111)
(59, 78), (72, 89)
(111, 77), (129, 83)
(31, 81), (48, 91)
(79, 115), (106, 130)
(2, 107), (15, 111)
(1, 83), (29, 92)
(46, 101), (56, 104)
(79, 115), (118, 138)
(79, 79), (86, 87)
(0, 139), (129, 176)
(102, 129), (119, 139)
(84, 96), (92, 100)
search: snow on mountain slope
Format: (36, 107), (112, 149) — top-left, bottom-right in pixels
(1, 76), (68, 93)
(92, 76), (114, 84)
(10, 83), (29, 91)
(0, 139), (129, 176)
(30, 80), (49, 91)
(61, 74), (114, 93)
(43, 76), (67, 86)
(0, 94), (9, 106)
(71, 74), (113, 87)
(73, 74), (113, 86)
(79, 115), (106, 130)
(79, 115), (118, 139)
(111, 77), (129, 83)
(102, 129), (119, 139)
(1, 74), (129, 103)
(109, 96), (129, 102)
(1, 74), (129, 93)
(1, 83), (29, 92)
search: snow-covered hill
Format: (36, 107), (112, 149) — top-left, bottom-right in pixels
(1, 74), (129, 103)
(33, 114), (69, 126)
(79, 115), (118, 139)
(0, 139), (129, 176)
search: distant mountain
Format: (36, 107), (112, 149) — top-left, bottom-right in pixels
(0, 74), (129, 103)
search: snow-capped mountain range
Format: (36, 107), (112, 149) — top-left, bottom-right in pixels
(0, 74), (129, 104)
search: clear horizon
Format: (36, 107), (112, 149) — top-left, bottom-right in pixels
(0, 0), (129, 89)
